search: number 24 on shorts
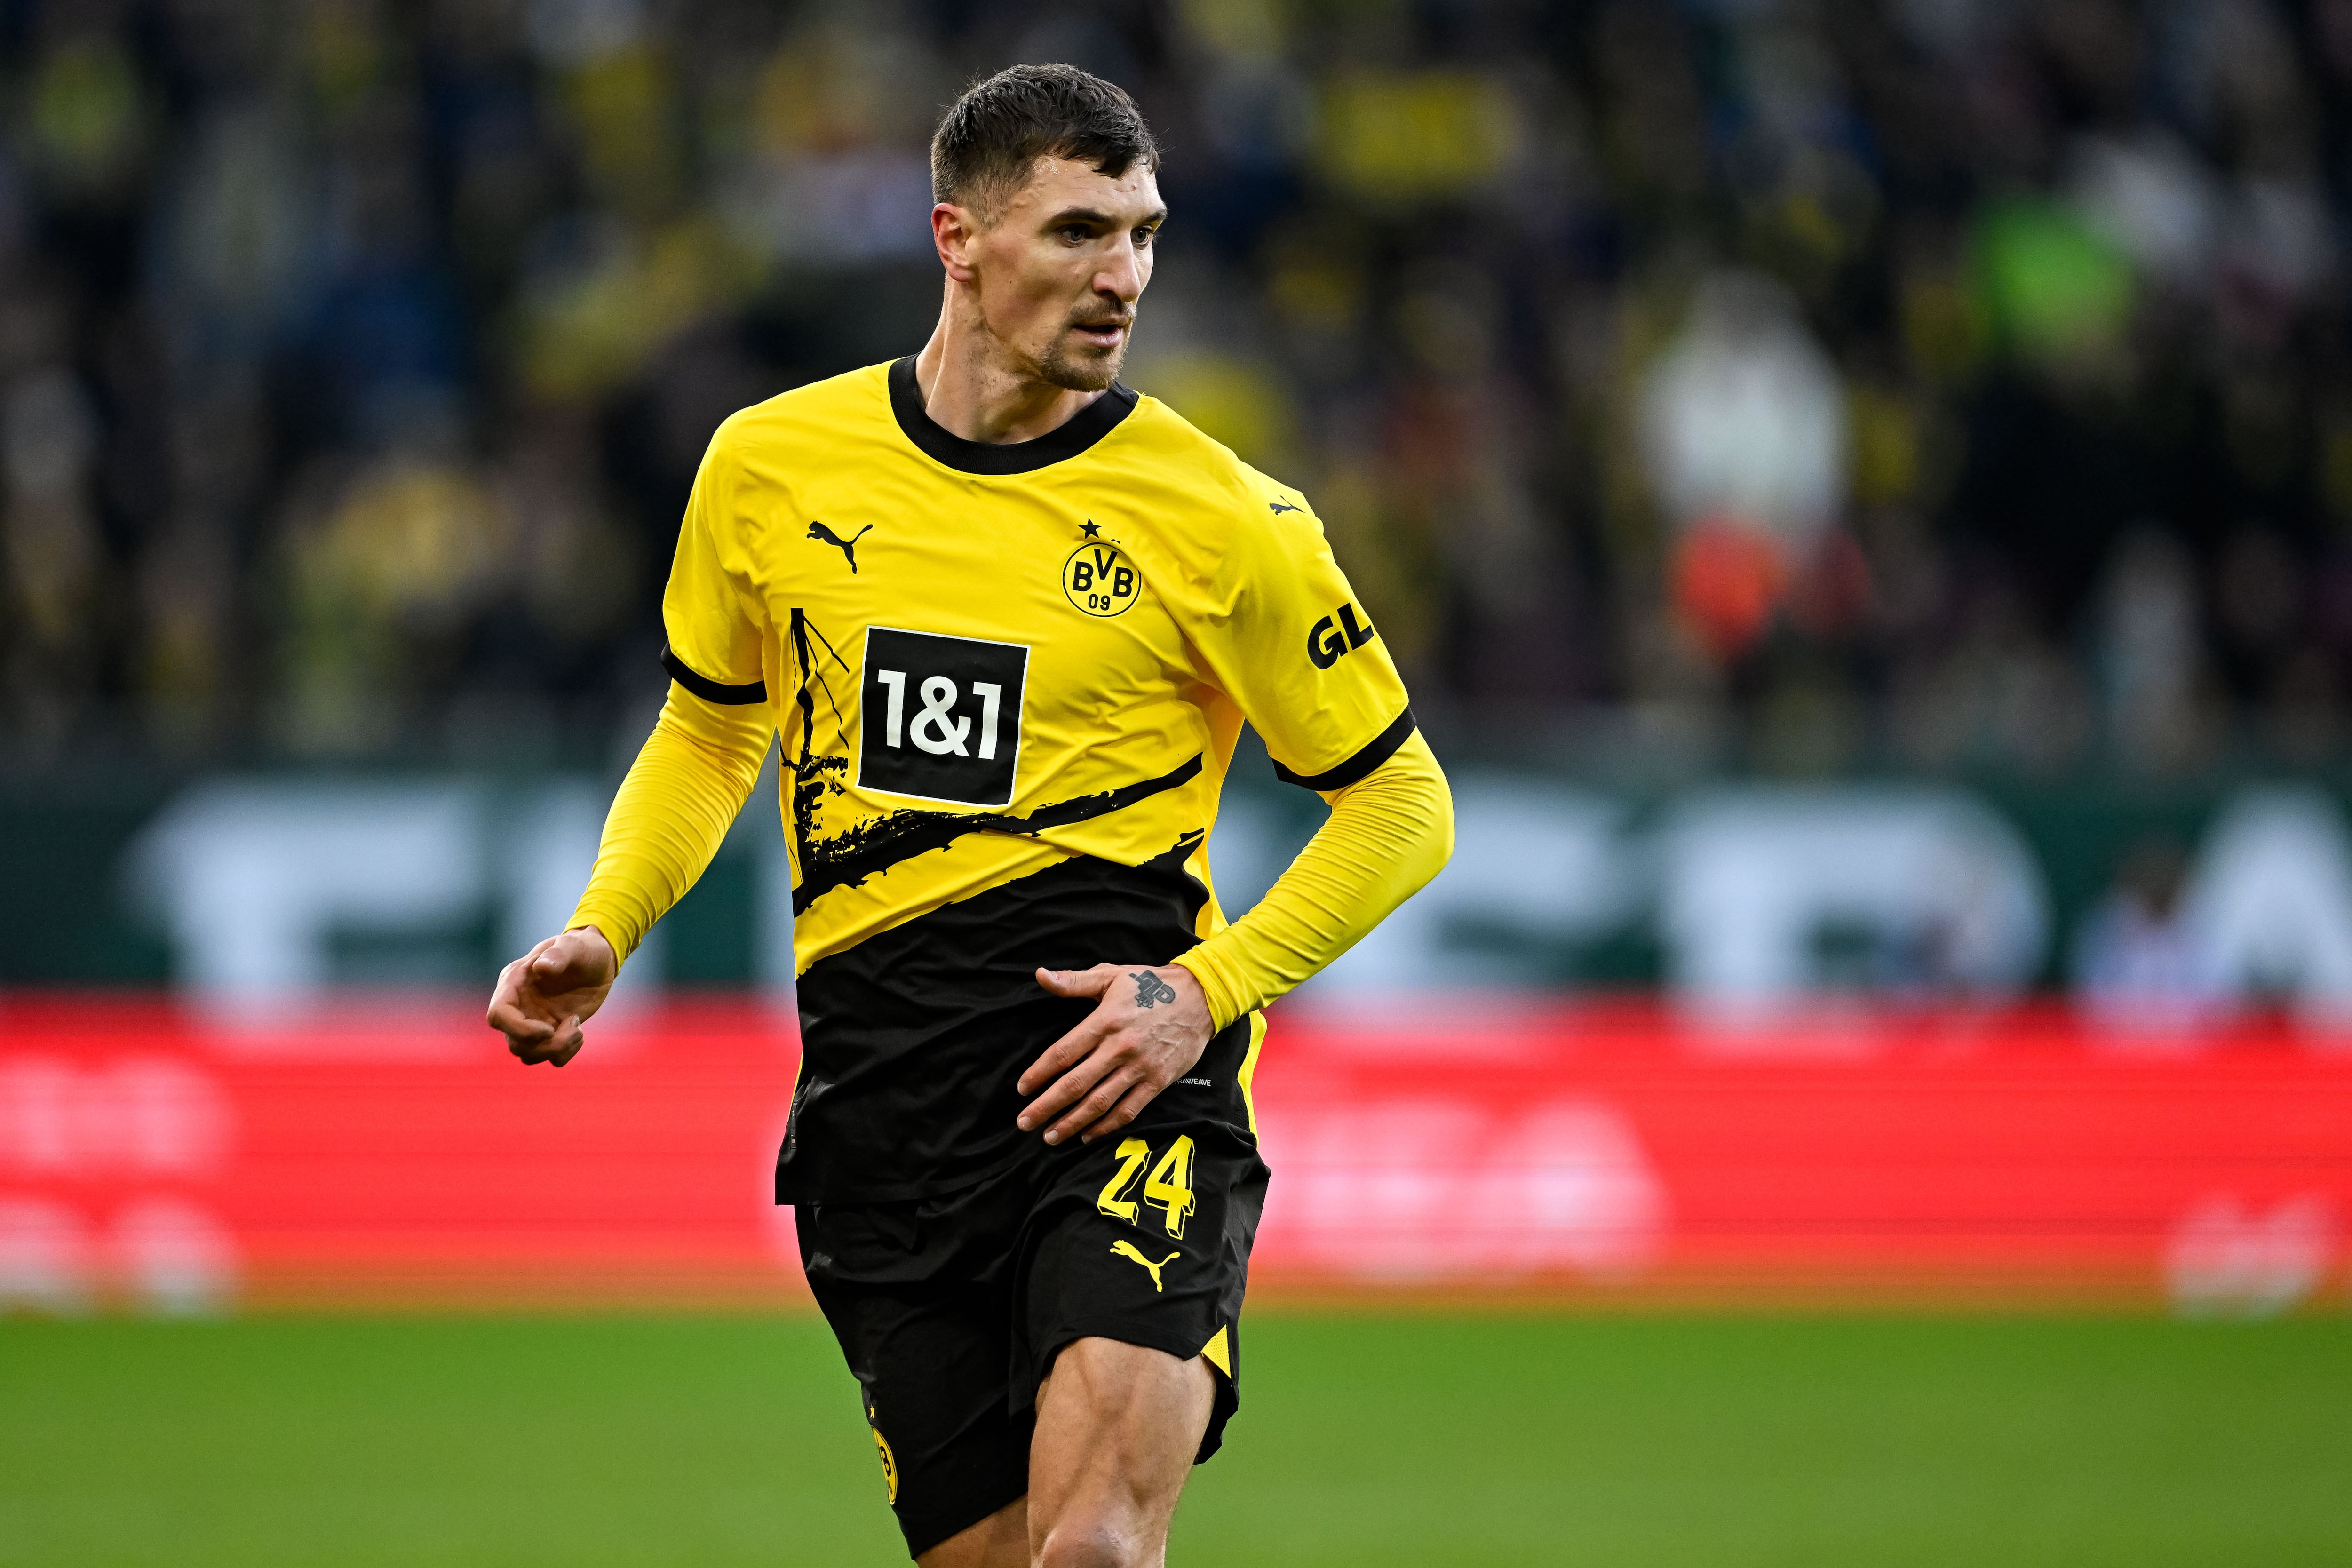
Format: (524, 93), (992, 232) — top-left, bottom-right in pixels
(1096, 1135), (1196, 1239)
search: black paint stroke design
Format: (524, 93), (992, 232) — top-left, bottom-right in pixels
(793, 754), (1205, 915)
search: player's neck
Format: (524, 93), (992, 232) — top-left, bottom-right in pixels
(913, 306), (1108, 446)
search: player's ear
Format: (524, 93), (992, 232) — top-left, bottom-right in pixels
(934, 202), (981, 283)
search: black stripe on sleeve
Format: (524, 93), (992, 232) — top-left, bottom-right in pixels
(1271, 707), (1417, 791)
(661, 642), (768, 704)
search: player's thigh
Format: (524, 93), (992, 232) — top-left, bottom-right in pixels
(917, 1496), (1028, 1568)
(810, 1276), (1034, 1557)
(802, 1185), (1040, 1563)
(1014, 1112), (1265, 1458)
(1027, 1336), (1214, 1558)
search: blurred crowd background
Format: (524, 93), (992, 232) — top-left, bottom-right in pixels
(8, 0), (2352, 778)
(24, 0), (2352, 1013)
(5, 4), (2352, 1338)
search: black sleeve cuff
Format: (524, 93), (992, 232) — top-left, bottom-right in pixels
(661, 642), (767, 704)
(1272, 706), (1416, 791)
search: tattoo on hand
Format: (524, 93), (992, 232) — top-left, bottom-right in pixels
(1131, 971), (1178, 1010)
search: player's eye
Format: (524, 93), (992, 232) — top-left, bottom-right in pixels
(1134, 226), (1157, 247)
(1060, 225), (1091, 245)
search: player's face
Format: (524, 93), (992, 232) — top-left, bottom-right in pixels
(974, 156), (1164, 392)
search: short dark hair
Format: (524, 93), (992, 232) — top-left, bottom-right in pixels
(931, 64), (1159, 218)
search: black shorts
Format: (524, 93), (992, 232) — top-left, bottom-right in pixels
(795, 1076), (1269, 1559)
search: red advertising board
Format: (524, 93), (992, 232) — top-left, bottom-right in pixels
(2, 995), (2347, 1312)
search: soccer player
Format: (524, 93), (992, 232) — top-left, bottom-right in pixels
(486, 64), (1453, 1568)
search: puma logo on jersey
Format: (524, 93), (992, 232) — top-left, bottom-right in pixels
(808, 521), (873, 573)
(1110, 1240), (1182, 1292)
(1268, 499), (1302, 515)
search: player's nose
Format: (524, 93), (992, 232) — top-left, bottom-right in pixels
(1096, 243), (1145, 302)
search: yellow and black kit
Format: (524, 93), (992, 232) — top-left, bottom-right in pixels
(569, 356), (1451, 1556)
(589, 355), (1424, 1204)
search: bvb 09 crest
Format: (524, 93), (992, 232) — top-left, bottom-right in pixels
(1063, 539), (1141, 617)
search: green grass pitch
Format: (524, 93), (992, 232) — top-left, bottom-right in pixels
(2, 1312), (2348, 1566)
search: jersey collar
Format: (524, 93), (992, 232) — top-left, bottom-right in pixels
(888, 356), (1138, 475)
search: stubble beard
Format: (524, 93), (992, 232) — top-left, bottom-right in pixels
(1035, 323), (1132, 393)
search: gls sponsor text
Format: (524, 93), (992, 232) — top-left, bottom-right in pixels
(1307, 604), (1377, 669)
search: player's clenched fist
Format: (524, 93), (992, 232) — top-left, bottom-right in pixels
(1017, 963), (1214, 1146)
(486, 926), (619, 1067)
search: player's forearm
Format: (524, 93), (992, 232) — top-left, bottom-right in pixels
(568, 686), (772, 964)
(1174, 730), (1453, 1028)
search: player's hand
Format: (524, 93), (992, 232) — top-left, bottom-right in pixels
(1017, 963), (1213, 1146)
(486, 927), (618, 1067)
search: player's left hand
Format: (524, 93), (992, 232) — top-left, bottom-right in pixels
(1018, 963), (1214, 1146)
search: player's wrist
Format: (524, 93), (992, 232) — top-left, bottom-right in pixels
(564, 912), (631, 970)
(1168, 950), (1240, 1033)
(568, 924), (617, 964)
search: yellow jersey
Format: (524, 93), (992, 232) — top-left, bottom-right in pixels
(660, 357), (1414, 1199)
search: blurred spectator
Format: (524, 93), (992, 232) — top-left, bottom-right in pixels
(2073, 836), (2222, 1032)
(2097, 531), (2213, 770)
(1640, 269), (1850, 663)
(2, 361), (107, 756)
(2078, 789), (2352, 1030)
(2180, 785), (2352, 1026)
(0, 0), (2350, 773)
(274, 415), (508, 754)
